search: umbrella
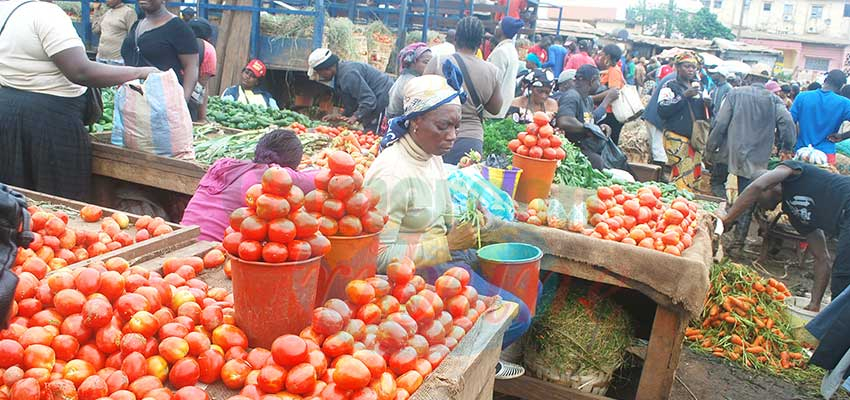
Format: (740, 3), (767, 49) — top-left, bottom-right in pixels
(699, 52), (723, 67)
(719, 60), (751, 74)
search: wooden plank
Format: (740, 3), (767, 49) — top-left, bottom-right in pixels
(14, 186), (200, 269)
(133, 241), (218, 272)
(635, 306), (688, 400)
(91, 142), (207, 176)
(91, 157), (202, 195)
(411, 301), (518, 400)
(629, 162), (662, 183)
(541, 255), (632, 289)
(494, 375), (612, 400)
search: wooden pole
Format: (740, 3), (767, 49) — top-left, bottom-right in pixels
(210, 0), (253, 96)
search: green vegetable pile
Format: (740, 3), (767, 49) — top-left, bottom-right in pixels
(193, 128), (330, 166)
(553, 141), (718, 211)
(483, 119), (524, 157)
(89, 88), (115, 133)
(207, 97), (313, 130)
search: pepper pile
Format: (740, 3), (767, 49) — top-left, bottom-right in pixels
(304, 152), (387, 237)
(507, 112), (566, 160)
(687, 262), (807, 371)
(207, 97), (312, 130)
(224, 167), (332, 263)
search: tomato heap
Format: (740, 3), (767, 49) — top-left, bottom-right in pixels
(304, 151), (387, 237)
(224, 166), (332, 263)
(581, 185), (699, 256)
(228, 258), (485, 400)
(0, 252), (236, 400)
(14, 206), (168, 272)
(305, 133), (378, 175)
(507, 112), (567, 160)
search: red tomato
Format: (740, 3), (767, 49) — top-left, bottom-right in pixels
(244, 184), (264, 208)
(286, 185), (305, 210)
(550, 134), (563, 147)
(333, 356), (371, 391)
(376, 321), (409, 353)
(271, 334), (309, 367)
(386, 258), (415, 285)
(261, 166), (294, 196)
(211, 324), (248, 352)
(173, 386), (209, 400)
(304, 190), (331, 213)
(328, 151), (357, 175)
(597, 186), (615, 201)
(532, 111), (549, 126)
(220, 359), (252, 389)
(222, 232), (243, 255)
(198, 348), (225, 384)
(268, 218), (296, 244)
(318, 216), (339, 236)
(322, 331), (355, 358)
(322, 199), (346, 220)
(237, 240), (263, 262)
(293, 211), (319, 239)
(434, 275), (463, 299)
(256, 364), (287, 393)
(522, 134), (538, 148)
(542, 147), (557, 159)
(516, 144), (529, 156)
(538, 123), (554, 138)
(345, 280), (376, 305)
(287, 240), (312, 261)
(239, 216), (268, 242)
(508, 139), (521, 152)
(255, 194), (291, 220)
(388, 346), (418, 375)
(305, 234), (331, 258)
(328, 175), (357, 200)
(229, 207), (255, 232)
(168, 358), (200, 388)
(314, 169), (333, 191)
(338, 215), (364, 236)
(360, 210), (385, 234)
(405, 295), (435, 323)
(311, 308), (344, 336)
(345, 192), (371, 217)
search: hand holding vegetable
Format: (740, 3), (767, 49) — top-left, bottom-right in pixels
(447, 222), (479, 251)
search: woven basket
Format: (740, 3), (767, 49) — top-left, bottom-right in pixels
(524, 346), (614, 396)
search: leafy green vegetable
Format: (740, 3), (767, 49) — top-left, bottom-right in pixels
(90, 88), (115, 133)
(483, 119), (524, 157)
(207, 97), (313, 130)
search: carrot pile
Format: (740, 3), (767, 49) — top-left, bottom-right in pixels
(687, 262), (808, 371)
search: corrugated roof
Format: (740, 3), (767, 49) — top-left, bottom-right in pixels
(738, 29), (850, 47)
(534, 19), (605, 37)
(713, 38), (782, 55)
(628, 34), (714, 51)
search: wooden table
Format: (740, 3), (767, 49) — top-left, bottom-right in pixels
(494, 255), (689, 400)
(90, 141), (207, 196)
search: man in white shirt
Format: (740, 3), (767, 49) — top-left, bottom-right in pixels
(486, 17), (523, 118)
(430, 29), (456, 58)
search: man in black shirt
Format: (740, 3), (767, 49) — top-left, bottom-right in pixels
(720, 161), (850, 311)
(555, 64), (618, 169)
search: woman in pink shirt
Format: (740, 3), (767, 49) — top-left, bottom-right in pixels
(181, 129), (318, 241)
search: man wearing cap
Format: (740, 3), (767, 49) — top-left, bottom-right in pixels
(554, 69), (576, 100)
(791, 69), (850, 164)
(707, 80), (795, 250)
(556, 64), (619, 169)
(708, 68), (732, 117)
(181, 7), (195, 22)
(221, 59), (279, 110)
(486, 17), (523, 119)
(563, 40), (595, 71)
(308, 48), (394, 132)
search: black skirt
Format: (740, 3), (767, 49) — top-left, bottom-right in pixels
(0, 87), (91, 201)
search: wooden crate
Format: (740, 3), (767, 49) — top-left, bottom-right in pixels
(136, 242), (518, 400)
(15, 187), (199, 269)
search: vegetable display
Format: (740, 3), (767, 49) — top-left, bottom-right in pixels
(300, 131), (379, 175)
(193, 129), (331, 167)
(225, 166), (332, 263)
(483, 119), (524, 157)
(581, 185), (699, 256)
(304, 151), (387, 237)
(507, 112), (566, 160)
(207, 97), (312, 130)
(515, 198), (568, 230)
(687, 262), (808, 371)
(89, 88), (115, 133)
(15, 205), (170, 271)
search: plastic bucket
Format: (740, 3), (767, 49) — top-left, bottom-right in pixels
(481, 166), (523, 199)
(784, 296), (829, 346)
(316, 232), (381, 305)
(477, 243), (543, 316)
(511, 153), (558, 203)
(230, 255), (321, 348)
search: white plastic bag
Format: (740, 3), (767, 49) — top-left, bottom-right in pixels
(611, 85), (645, 123)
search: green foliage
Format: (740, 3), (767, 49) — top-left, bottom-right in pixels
(677, 8), (735, 40)
(627, 3), (734, 40)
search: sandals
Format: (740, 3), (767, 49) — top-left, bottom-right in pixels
(495, 360), (525, 380)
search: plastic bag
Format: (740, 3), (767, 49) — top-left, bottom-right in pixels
(546, 199), (568, 229)
(795, 145), (828, 166)
(447, 167), (515, 221)
(566, 202), (587, 232)
(112, 70), (194, 159)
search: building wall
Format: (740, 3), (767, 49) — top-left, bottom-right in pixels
(740, 38), (849, 76)
(705, 0), (850, 38)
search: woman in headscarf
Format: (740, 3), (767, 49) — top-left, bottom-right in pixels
(508, 68), (558, 123)
(365, 60), (532, 379)
(657, 52), (711, 190)
(525, 53), (542, 70)
(386, 42), (432, 119)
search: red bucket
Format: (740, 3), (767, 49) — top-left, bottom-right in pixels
(230, 255), (321, 348)
(316, 232), (380, 305)
(511, 153), (558, 203)
(477, 243), (542, 316)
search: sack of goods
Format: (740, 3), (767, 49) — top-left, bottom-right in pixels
(111, 70), (194, 159)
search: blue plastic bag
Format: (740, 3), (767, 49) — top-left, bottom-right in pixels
(447, 167), (515, 221)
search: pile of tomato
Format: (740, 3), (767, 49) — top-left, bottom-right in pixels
(239, 257), (484, 400)
(224, 167), (332, 264)
(579, 185), (699, 256)
(507, 112), (567, 160)
(14, 206), (170, 272)
(304, 152), (387, 238)
(0, 248), (240, 400)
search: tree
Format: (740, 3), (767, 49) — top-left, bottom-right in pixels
(626, 4), (735, 40)
(677, 8), (735, 40)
